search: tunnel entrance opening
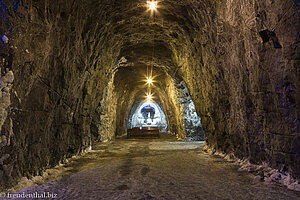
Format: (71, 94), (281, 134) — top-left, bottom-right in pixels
(126, 100), (168, 138)
(128, 100), (168, 132)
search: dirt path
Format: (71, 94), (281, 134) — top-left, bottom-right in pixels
(2, 136), (300, 200)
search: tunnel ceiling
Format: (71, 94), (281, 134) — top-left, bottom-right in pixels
(106, 0), (210, 111)
(89, 0), (204, 71)
(81, 0), (203, 109)
(0, 0), (299, 189)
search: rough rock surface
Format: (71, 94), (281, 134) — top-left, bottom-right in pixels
(177, 80), (204, 141)
(0, 0), (299, 189)
(180, 0), (300, 180)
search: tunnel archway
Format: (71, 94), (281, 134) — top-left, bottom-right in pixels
(127, 100), (168, 132)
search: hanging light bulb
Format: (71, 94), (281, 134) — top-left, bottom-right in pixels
(147, 77), (153, 84)
(147, 94), (152, 100)
(147, 1), (158, 11)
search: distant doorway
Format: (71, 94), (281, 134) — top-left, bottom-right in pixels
(128, 101), (168, 132)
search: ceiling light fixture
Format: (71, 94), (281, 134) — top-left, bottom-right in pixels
(147, 94), (152, 100)
(147, 1), (158, 11)
(147, 77), (153, 84)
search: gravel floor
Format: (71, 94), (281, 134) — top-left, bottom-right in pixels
(2, 135), (300, 200)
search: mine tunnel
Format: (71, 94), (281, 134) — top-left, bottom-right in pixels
(0, 0), (300, 199)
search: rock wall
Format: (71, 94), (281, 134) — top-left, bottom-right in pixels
(177, 81), (204, 141)
(157, 73), (186, 139)
(0, 0), (121, 189)
(113, 67), (139, 136)
(176, 0), (300, 178)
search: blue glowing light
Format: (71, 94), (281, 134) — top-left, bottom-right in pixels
(141, 105), (155, 114)
(2, 35), (8, 43)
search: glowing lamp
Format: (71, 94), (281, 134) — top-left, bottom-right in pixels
(147, 77), (153, 84)
(147, 94), (152, 100)
(147, 1), (157, 10)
